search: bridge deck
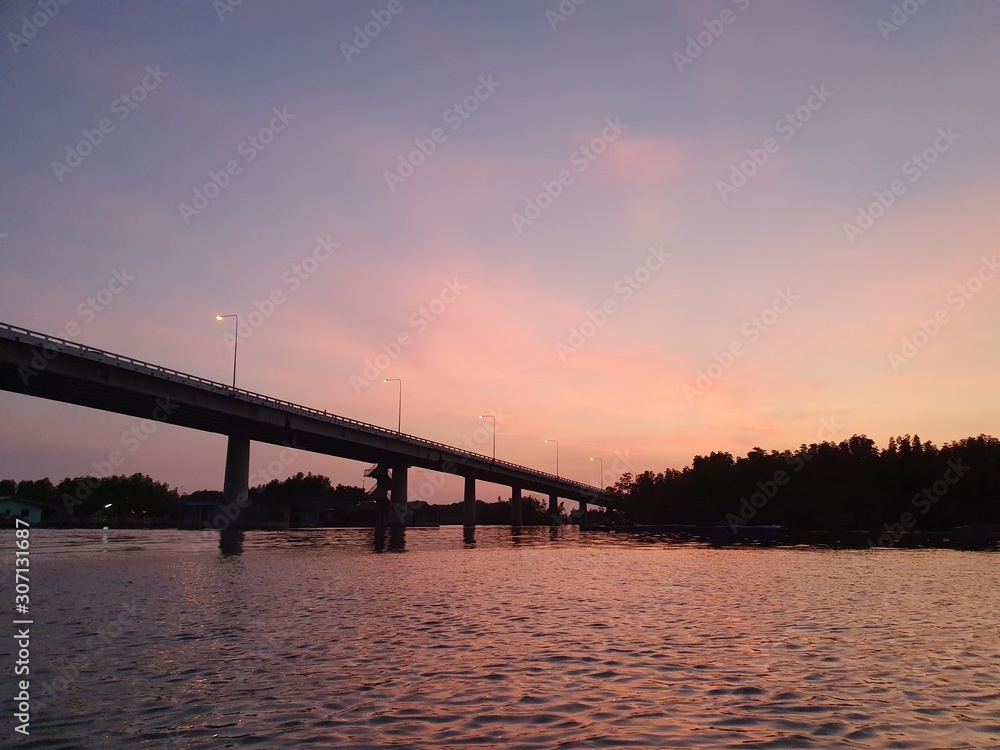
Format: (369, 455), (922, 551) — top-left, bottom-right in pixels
(0, 322), (611, 507)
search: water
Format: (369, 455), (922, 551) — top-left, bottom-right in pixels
(2, 527), (999, 748)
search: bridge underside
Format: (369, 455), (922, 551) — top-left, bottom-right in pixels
(0, 332), (615, 526)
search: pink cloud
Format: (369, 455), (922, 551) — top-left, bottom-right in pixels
(601, 137), (687, 187)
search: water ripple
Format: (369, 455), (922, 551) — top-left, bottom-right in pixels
(4, 528), (999, 748)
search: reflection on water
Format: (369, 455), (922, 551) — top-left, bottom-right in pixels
(372, 525), (406, 553)
(9, 527), (1000, 748)
(218, 528), (243, 555)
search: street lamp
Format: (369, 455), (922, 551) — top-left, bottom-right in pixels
(545, 439), (559, 477)
(479, 415), (496, 461)
(383, 378), (401, 432)
(215, 314), (238, 388)
(590, 456), (603, 488)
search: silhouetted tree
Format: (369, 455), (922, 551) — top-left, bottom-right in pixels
(612, 434), (1000, 532)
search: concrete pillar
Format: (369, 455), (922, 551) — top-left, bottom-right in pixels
(579, 500), (588, 526)
(548, 493), (558, 519)
(222, 431), (250, 528)
(463, 476), (476, 526)
(511, 486), (522, 527)
(390, 463), (408, 526)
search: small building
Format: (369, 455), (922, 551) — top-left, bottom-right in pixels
(0, 497), (44, 524)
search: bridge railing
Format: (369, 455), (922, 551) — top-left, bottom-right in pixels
(0, 322), (603, 496)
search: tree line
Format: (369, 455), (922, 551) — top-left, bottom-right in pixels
(5, 434), (998, 531)
(0, 471), (368, 524)
(607, 434), (999, 531)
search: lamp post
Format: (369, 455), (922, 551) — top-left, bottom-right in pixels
(215, 314), (238, 388)
(590, 456), (603, 488)
(545, 439), (559, 477)
(479, 415), (496, 462)
(383, 378), (401, 432)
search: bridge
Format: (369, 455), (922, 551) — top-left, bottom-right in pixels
(0, 322), (613, 528)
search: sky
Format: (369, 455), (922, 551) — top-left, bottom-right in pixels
(1, 0), (999, 504)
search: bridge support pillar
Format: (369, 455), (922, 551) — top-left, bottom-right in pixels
(463, 476), (476, 526)
(548, 493), (558, 521)
(390, 463), (408, 526)
(579, 500), (588, 526)
(510, 486), (522, 527)
(222, 430), (250, 528)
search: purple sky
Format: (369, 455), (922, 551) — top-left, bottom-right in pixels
(2, 0), (999, 503)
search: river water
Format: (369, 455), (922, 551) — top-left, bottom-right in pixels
(2, 527), (999, 748)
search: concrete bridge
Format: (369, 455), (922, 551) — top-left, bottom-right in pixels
(0, 322), (614, 527)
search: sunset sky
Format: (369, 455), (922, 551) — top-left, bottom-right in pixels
(2, 0), (999, 502)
